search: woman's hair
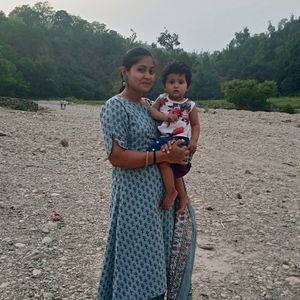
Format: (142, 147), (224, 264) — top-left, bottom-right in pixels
(162, 61), (192, 88)
(119, 47), (154, 92)
(122, 47), (153, 70)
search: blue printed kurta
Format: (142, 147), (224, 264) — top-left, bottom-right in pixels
(98, 95), (175, 300)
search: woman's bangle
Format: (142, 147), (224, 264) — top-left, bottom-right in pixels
(153, 151), (156, 165)
(145, 151), (149, 167)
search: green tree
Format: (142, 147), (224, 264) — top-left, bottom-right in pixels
(157, 27), (180, 52)
(1, 2), (300, 100)
(0, 58), (29, 96)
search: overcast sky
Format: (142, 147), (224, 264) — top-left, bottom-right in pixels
(1, 0), (300, 52)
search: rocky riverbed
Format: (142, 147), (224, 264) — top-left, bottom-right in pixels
(0, 101), (299, 300)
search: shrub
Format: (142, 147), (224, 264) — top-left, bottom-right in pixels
(15, 101), (29, 111)
(279, 104), (295, 114)
(222, 79), (278, 111)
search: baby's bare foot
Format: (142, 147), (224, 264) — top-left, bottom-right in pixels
(160, 190), (178, 211)
(176, 196), (190, 217)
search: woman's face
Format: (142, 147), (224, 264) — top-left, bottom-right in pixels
(125, 56), (155, 94)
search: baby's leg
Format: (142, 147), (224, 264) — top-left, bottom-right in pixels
(175, 177), (189, 217)
(159, 162), (178, 210)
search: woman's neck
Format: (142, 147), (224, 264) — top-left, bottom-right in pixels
(120, 88), (143, 103)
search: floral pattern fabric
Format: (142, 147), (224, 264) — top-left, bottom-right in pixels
(98, 95), (175, 300)
(167, 203), (196, 300)
(157, 94), (195, 138)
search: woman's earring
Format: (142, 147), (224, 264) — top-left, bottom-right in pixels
(122, 75), (128, 86)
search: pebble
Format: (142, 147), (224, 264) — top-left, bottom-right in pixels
(32, 269), (42, 277)
(41, 227), (50, 234)
(50, 193), (60, 197)
(282, 264), (289, 270)
(199, 244), (215, 250)
(15, 243), (26, 248)
(60, 138), (69, 147)
(43, 292), (54, 300)
(0, 282), (9, 289)
(266, 285), (273, 290)
(39, 147), (46, 153)
(42, 237), (52, 244)
(28, 250), (44, 261)
(47, 222), (58, 229)
(285, 276), (300, 285)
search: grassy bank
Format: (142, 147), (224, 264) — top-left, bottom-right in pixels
(196, 99), (235, 109)
(46, 96), (300, 112)
(268, 97), (300, 109)
(67, 99), (105, 105)
(197, 96), (300, 112)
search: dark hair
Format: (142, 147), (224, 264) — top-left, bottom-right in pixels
(162, 61), (192, 88)
(119, 47), (154, 92)
(122, 47), (153, 70)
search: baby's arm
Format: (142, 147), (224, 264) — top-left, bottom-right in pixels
(149, 98), (178, 122)
(189, 106), (200, 153)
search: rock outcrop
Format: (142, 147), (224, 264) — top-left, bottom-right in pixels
(0, 96), (38, 111)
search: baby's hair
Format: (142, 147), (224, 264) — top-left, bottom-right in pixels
(119, 47), (154, 92)
(162, 61), (192, 88)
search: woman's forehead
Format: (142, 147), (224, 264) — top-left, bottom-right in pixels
(135, 56), (155, 67)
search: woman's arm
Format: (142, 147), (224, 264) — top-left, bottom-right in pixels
(109, 139), (189, 168)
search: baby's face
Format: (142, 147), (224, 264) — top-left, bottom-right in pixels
(164, 73), (188, 101)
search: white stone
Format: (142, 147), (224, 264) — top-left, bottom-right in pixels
(0, 282), (9, 289)
(42, 237), (52, 244)
(32, 269), (42, 277)
(285, 276), (300, 285)
(50, 193), (60, 197)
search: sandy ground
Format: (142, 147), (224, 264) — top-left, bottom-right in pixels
(0, 101), (299, 300)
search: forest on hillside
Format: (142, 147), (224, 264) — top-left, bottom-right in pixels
(0, 2), (300, 100)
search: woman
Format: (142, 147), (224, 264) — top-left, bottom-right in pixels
(98, 47), (196, 300)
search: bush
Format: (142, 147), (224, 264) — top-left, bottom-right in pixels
(222, 79), (278, 111)
(15, 101), (29, 111)
(279, 104), (295, 114)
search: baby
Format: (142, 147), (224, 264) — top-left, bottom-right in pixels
(148, 61), (200, 215)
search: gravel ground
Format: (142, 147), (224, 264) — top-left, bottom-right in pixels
(0, 101), (299, 300)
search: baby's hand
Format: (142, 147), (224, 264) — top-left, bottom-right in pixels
(165, 113), (178, 122)
(188, 140), (197, 154)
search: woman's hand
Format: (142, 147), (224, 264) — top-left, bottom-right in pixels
(161, 139), (190, 164)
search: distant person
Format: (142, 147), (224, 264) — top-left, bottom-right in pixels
(60, 99), (64, 109)
(63, 100), (67, 109)
(98, 47), (196, 300)
(148, 61), (200, 217)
